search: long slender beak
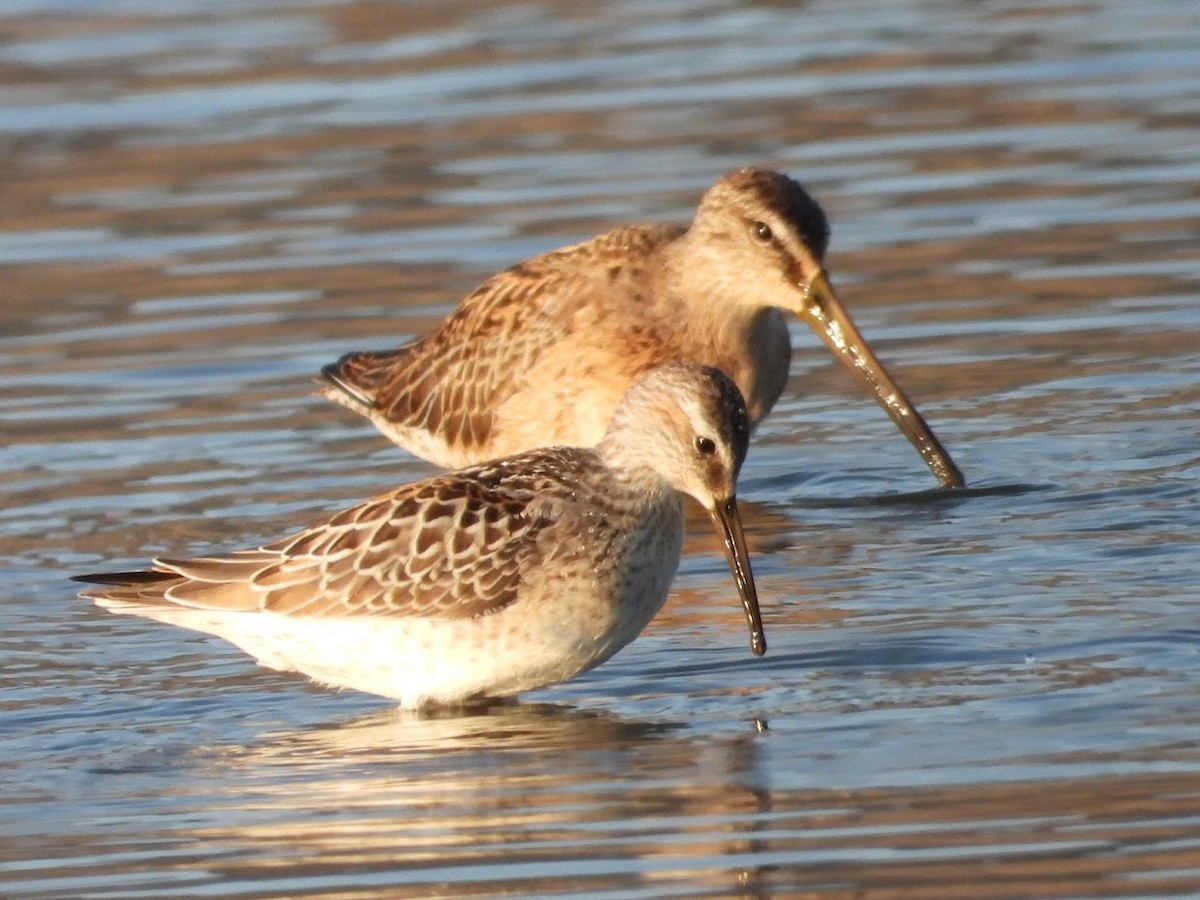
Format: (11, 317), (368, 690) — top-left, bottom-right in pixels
(709, 496), (766, 656)
(795, 270), (965, 489)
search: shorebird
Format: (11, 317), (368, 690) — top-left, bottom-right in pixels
(321, 166), (963, 488)
(76, 364), (765, 708)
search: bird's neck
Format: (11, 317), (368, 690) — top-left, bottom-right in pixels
(656, 239), (792, 425)
(596, 426), (683, 510)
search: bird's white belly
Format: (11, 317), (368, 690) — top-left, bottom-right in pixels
(104, 505), (684, 709)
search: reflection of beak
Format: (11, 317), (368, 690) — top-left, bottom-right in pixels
(796, 270), (965, 489)
(709, 497), (766, 656)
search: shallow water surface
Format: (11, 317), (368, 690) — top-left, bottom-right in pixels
(2, 1), (1200, 897)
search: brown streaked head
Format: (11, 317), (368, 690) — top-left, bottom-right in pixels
(688, 167), (964, 489)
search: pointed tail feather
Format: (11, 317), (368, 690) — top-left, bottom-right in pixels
(73, 569), (180, 607)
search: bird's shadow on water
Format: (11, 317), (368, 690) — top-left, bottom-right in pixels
(643, 637), (1025, 682)
(758, 478), (1054, 511)
(702, 478), (1054, 552)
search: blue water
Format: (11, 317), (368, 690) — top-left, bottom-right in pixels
(2, 0), (1199, 897)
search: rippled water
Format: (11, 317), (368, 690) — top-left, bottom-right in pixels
(3, 1), (1200, 897)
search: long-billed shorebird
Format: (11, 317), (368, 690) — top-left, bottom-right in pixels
(76, 364), (764, 708)
(321, 167), (963, 488)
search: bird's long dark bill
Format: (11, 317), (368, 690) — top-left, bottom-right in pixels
(709, 497), (766, 657)
(796, 270), (965, 489)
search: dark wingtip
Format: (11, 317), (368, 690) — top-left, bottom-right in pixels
(317, 355), (376, 409)
(318, 356), (353, 390)
(72, 570), (171, 586)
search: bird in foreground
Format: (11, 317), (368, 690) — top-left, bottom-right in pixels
(321, 166), (964, 489)
(76, 364), (764, 709)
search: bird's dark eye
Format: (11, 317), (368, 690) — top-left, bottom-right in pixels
(753, 221), (773, 242)
(695, 436), (716, 456)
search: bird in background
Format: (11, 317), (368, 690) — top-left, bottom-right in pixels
(320, 167), (964, 489)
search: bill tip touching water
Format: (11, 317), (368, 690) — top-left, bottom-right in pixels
(76, 363), (765, 708)
(318, 165), (964, 489)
